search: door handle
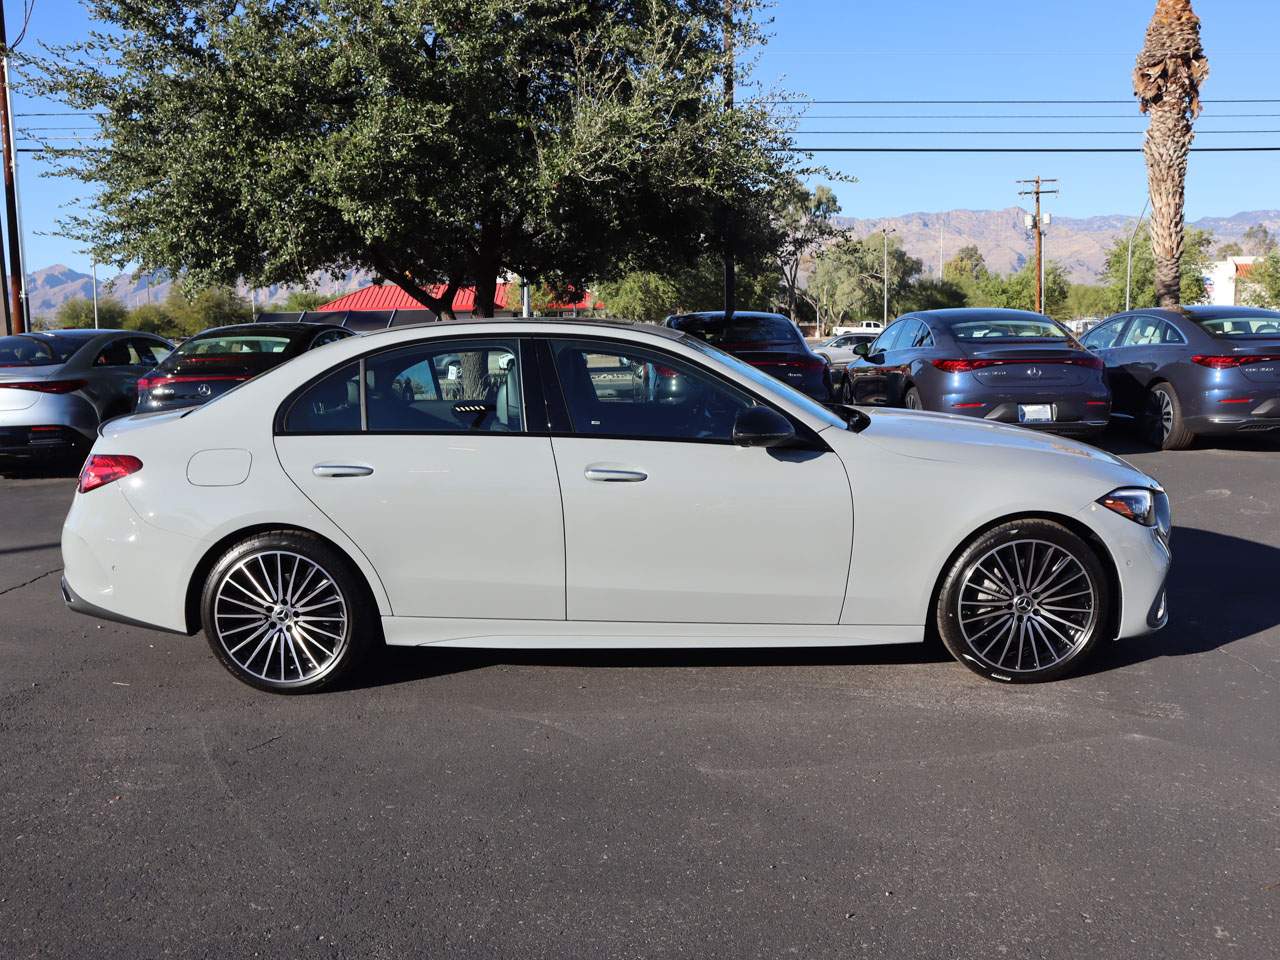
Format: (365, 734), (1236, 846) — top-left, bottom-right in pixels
(584, 466), (648, 483)
(312, 463), (374, 478)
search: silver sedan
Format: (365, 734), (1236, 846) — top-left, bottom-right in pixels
(0, 329), (173, 462)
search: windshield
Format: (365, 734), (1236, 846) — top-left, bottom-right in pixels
(1193, 313), (1280, 337)
(0, 334), (81, 366)
(669, 314), (801, 347)
(681, 336), (847, 429)
(948, 317), (1068, 341)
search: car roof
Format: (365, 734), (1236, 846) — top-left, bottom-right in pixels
(666, 311), (789, 321)
(191, 322), (348, 338)
(351, 317), (687, 344)
(909, 308), (1051, 321)
(19, 328), (114, 338)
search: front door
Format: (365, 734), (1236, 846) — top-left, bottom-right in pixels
(274, 338), (566, 620)
(543, 338), (853, 624)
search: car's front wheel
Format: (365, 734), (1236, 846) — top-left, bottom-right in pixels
(934, 519), (1111, 683)
(201, 531), (376, 693)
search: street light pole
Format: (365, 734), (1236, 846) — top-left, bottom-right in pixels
(91, 258), (99, 328)
(882, 227), (895, 325)
(1125, 197), (1150, 312)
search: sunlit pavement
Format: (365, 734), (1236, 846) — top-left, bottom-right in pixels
(1, 430), (1277, 958)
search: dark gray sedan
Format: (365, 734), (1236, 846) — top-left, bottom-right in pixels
(1082, 306), (1280, 449)
(842, 308), (1110, 436)
(0, 329), (173, 461)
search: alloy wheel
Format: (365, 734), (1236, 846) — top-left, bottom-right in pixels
(955, 538), (1097, 674)
(1147, 389), (1173, 446)
(212, 551), (349, 686)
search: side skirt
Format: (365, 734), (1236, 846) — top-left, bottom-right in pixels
(382, 617), (924, 649)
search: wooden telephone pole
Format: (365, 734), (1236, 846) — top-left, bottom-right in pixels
(0, 5), (26, 333)
(1017, 177), (1058, 314)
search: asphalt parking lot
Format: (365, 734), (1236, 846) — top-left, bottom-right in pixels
(1, 432), (1278, 959)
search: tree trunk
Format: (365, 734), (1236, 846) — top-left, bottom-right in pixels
(1145, 104), (1191, 307)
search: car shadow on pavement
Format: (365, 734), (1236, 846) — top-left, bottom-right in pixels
(349, 633), (954, 691)
(0, 459), (82, 481)
(350, 525), (1279, 690)
(1080, 525), (1280, 676)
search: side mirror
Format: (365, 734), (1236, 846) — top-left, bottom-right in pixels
(732, 406), (796, 448)
(852, 341), (871, 358)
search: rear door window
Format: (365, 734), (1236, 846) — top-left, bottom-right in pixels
(365, 340), (521, 433)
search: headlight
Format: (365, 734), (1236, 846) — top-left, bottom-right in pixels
(1099, 486), (1171, 540)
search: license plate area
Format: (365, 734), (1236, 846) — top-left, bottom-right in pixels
(1018, 403), (1055, 424)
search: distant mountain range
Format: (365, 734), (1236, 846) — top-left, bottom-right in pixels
(23, 265), (373, 320)
(834, 208), (1280, 284)
(20, 208), (1280, 319)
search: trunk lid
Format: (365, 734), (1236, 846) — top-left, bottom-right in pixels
(960, 342), (1097, 387)
(1224, 342), (1280, 383)
(141, 353), (279, 406)
(0, 363), (69, 411)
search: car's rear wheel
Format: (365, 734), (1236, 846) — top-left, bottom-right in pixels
(1144, 382), (1195, 450)
(904, 386), (924, 410)
(935, 519), (1111, 683)
(201, 531), (376, 693)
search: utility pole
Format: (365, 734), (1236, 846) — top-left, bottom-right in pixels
(1017, 177), (1058, 314)
(882, 226), (895, 325)
(91, 258), (99, 328)
(0, 5), (26, 333)
(721, 0), (735, 320)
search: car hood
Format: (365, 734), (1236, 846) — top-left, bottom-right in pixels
(840, 406), (1150, 485)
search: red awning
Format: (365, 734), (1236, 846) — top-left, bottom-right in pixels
(319, 282), (601, 313)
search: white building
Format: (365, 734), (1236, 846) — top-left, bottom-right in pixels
(1204, 256), (1261, 306)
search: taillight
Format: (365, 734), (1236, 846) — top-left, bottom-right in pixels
(932, 355), (1102, 373)
(1192, 354), (1280, 369)
(138, 374), (246, 392)
(77, 454), (143, 493)
(0, 379), (87, 394)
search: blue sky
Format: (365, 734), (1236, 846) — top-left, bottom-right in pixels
(10, 0), (1280, 272)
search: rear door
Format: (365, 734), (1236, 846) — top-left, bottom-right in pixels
(543, 337), (853, 624)
(1111, 315), (1181, 412)
(274, 337), (566, 620)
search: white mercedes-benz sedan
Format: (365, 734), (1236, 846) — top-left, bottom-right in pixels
(60, 320), (1172, 692)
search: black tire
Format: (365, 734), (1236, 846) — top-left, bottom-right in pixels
(1144, 382), (1195, 450)
(839, 372), (855, 404)
(934, 519), (1111, 683)
(201, 530), (377, 693)
(904, 386), (924, 410)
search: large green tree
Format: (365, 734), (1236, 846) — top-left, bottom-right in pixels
(31, 0), (803, 319)
(804, 235), (922, 332)
(54, 296), (129, 329)
(971, 261), (1069, 317)
(777, 183), (843, 320)
(1242, 252), (1280, 308)
(1099, 227), (1212, 312)
(596, 259), (781, 325)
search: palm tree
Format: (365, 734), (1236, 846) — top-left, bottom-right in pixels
(1133, 0), (1209, 307)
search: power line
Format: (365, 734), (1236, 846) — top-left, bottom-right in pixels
(785, 146), (1280, 153)
(762, 98), (1280, 105)
(799, 112), (1280, 119)
(789, 129), (1280, 135)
